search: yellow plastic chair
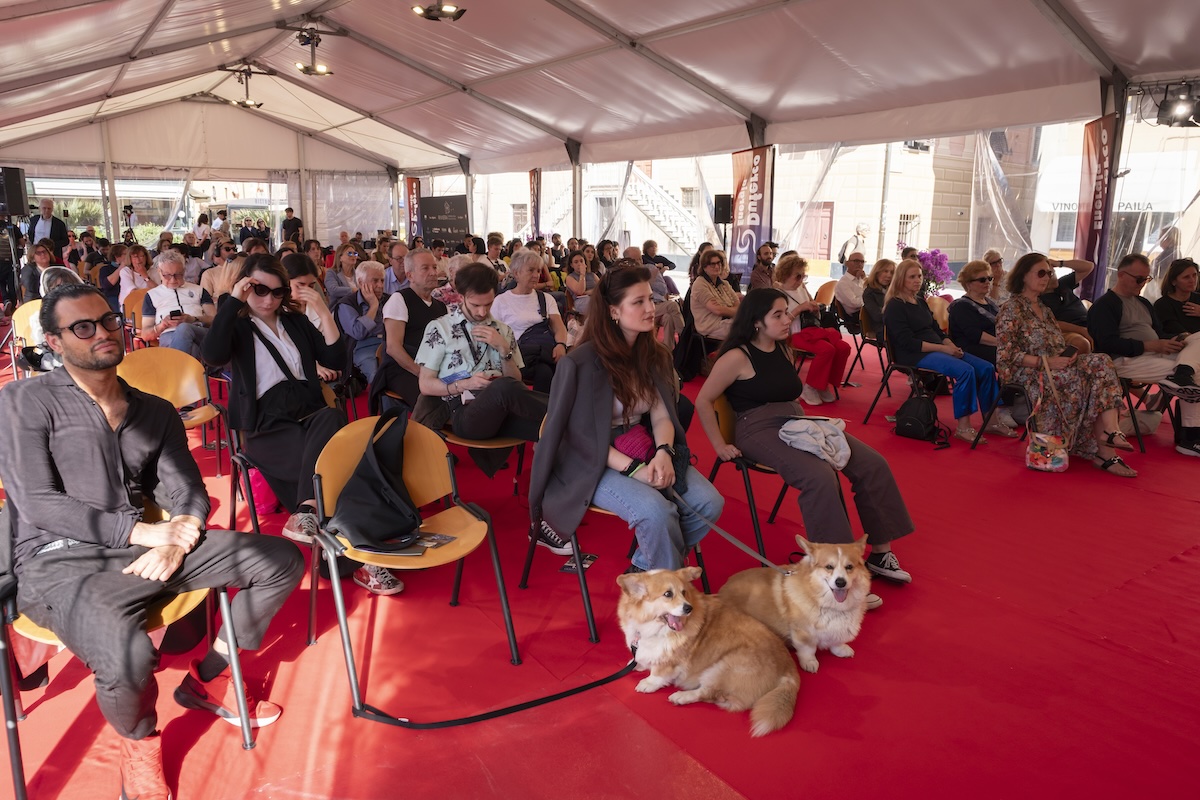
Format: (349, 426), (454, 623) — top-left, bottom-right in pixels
(7, 301), (41, 381)
(117, 348), (228, 477)
(308, 416), (520, 722)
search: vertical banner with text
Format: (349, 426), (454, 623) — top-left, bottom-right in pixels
(1075, 114), (1116, 298)
(405, 176), (423, 241)
(529, 168), (542, 239)
(730, 146), (775, 287)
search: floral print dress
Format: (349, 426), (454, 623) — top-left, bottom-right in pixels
(995, 294), (1122, 459)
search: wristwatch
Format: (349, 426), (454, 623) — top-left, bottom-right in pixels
(656, 443), (676, 457)
(503, 349), (514, 361)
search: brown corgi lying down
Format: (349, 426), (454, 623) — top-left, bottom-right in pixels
(617, 567), (799, 737)
(720, 536), (870, 673)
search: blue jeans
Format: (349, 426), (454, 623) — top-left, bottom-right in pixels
(916, 351), (998, 420)
(353, 341), (380, 383)
(591, 466), (723, 571)
(161, 322), (206, 359)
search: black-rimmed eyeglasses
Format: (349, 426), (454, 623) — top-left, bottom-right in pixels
(250, 284), (289, 298)
(55, 312), (124, 339)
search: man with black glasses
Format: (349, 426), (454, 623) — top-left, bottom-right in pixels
(1089, 252), (1200, 456)
(201, 240), (241, 305)
(0, 284), (303, 800)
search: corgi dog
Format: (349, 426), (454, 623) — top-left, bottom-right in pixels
(616, 567), (799, 737)
(720, 536), (870, 673)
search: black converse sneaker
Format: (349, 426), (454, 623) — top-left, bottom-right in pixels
(531, 520), (574, 556)
(866, 550), (912, 584)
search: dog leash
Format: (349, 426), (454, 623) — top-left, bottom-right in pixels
(353, 646), (639, 730)
(668, 488), (791, 575)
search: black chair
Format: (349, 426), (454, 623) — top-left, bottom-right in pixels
(972, 383), (1030, 450)
(862, 327), (951, 425)
(846, 307), (889, 390)
(1118, 378), (1153, 453)
(0, 575), (27, 800)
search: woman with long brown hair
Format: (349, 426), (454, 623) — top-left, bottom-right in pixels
(529, 266), (723, 572)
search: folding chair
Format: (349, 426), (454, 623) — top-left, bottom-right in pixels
(845, 307), (889, 389)
(308, 416), (520, 722)
(122, 288), (151, 350)
(117, 347), (229, 477)
(705, 395), (778, 559)
(973, 383), (1030, 450)
(441, 428), (528, 497)
(814, 280), (837, 306)
(862, 328), (950, 425)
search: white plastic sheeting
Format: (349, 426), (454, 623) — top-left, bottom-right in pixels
(311, 171), (394, 243)
(0, 0), (1197, 176)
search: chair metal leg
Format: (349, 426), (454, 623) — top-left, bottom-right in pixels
(738, 463), (767, 558)
(228, 460), (240, 532)
(513, 442), (527, 496)
(0, 624), (27, 800)
(693, 543), (711, 594)
(973, 395), (1001, 450)
(767, 483), (789, 524)
(1123, 386), (1146, 453)
(518, 524), (538, 590)
(481, 520), (521, 666)
(322, 543), (365, 713)
(877, 348), (891, 397)
(863, 366), (895, 424)
(306, 540), (321, 646)
(626, 534), (639, 560)
(450, 560), (465, 606)
(570, 533), (599, 644)
(216, 589), (254, 751)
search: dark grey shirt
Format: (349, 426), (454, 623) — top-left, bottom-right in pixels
(0, 367), (209, 572)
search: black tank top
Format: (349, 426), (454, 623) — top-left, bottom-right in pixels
(725, 344), (805, 413)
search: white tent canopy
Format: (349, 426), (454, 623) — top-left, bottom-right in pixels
(0, 0), (1197, 177)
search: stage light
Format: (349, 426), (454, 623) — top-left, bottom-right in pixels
(295, 28), (333, 76)
(412, 3), (466, 21)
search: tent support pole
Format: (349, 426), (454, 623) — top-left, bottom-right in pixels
(567, 139), (583, 239)
(101, 119), (120, 239)
(297, 133), (310, 240)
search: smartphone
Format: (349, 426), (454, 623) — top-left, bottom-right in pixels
(169, 309), (183, 318)
(1176, 332), (1190, 342)
(1060, 345), (1077, 358)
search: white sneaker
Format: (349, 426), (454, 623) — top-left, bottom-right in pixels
(353, 565), (405, 596)
(282, 511), (318, 544)
(800, 384), (823, 405)
(817, 386), (838, 403)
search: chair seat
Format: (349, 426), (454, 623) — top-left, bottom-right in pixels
(12, 588), (209, 645)
(180, 405), (221, 428)
(334, 506), (488, 570)
(442, 430), (527, 450)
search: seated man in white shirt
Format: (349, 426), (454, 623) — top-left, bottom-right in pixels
(142, 249), (215, 357)
(490, 249), (569, 393)
(834, 251), (867, 333)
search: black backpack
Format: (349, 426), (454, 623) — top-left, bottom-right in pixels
(327, 408), (423, 552)
(893, 386), (950, 449)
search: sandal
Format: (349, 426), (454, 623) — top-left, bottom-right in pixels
(1093, 455), (1137, 478)
(1101, 430), (1134, 452)
(955, 427), (986, 445)
(985, 422), (1019, 438)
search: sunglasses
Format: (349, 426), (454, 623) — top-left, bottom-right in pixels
(973, 275), (994, 283)
(222, 246), (237, 253)
(250, 283), (289, 298)
(1034, 268), (1052, 278)
(56, 312), (124, 339)
(1120, 271), (1150, 285)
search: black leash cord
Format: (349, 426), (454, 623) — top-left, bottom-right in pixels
(355, 648), (639, 730)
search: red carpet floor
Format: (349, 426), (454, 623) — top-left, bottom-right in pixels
(3, 337), (1198, 799)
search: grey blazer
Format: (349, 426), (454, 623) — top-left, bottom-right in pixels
(528, 340), (684, 535)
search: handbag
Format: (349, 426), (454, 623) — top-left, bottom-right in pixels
(1025, 357), (1071, 473)
(517, 291), (558, 367)
(326, 408), (423, 553)
(612, 420), (690, 493)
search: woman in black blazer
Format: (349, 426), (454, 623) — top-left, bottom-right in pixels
(529, 266), (723, 572)
(202, 255), (351, 551)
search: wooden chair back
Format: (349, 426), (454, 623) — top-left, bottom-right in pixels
(926, 295), (950, 333)
(123, 288), (149, 333)
(814, 280), (837, 306)
(10, 301), (41, 345)
(712, 394), (738, 445)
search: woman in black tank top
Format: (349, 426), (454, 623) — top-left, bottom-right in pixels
(696, 289), (916, 585)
